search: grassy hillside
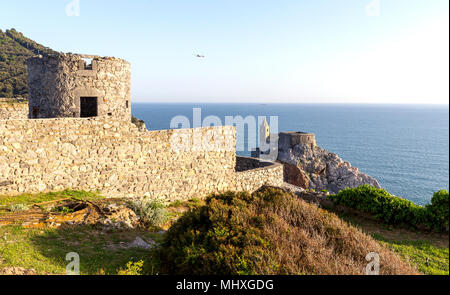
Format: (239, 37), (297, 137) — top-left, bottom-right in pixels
(0, 28), (55, 98)
(159, 187), (419, 275)
(0, 188), (447, 274)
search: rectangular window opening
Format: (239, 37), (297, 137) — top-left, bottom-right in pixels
(81, 58), (93, 70)
(80, 97), (98, 118)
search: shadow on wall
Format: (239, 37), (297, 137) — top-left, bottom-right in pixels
(235, 156), (275, 172)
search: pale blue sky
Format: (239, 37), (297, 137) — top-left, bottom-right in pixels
(1, 0), (448, 103)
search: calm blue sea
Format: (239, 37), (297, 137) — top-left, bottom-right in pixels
(132, 103), (449, 205)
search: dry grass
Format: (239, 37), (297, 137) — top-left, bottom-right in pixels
(160, 187), (419, 275)
(253, 188), (419, 274)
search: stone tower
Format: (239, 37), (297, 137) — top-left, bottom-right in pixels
(26, 53), (131, 120)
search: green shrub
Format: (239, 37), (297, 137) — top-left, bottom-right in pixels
(117, 260), (144, 275)
(159, 191), (269, 275)
(158, 187), (417, 275)
(51, 206), (74, 215)
(130, 197), (168, 227)
(425, 190), (449, 232)
(328, 185), (449, 232)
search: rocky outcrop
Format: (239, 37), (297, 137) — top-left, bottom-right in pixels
(283, 162), (309, 189)
(131, 115), (147, 131)
(277, 132), (381, 194)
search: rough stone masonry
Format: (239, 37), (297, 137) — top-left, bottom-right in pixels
(27, 53), (131, 120)
(0, 99), (28, 119)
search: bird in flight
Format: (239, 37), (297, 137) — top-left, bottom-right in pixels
(196, 54), (205, 58)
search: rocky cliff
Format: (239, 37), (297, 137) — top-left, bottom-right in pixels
(276, 132), (381, 194)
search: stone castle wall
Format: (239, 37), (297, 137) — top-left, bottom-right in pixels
(0, 101), (28, 120)
(26, 54), (131, 121)
(0, 117), (283, 201)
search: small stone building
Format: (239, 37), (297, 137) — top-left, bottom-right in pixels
(26, 53), (131, 120)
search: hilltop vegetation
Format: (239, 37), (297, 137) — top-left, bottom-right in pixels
(0, 28), (55, 98)
(329, 185), (449, 232)
(159, 187), (418, 275)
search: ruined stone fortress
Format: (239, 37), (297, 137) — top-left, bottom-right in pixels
(0, 53), (283, 201)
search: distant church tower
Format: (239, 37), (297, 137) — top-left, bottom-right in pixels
(260, 117), (270, 144)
